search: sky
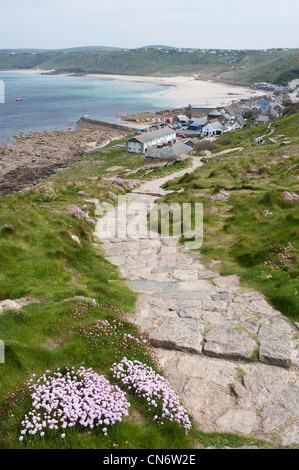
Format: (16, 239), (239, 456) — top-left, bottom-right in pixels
(0, 0), (298, 50)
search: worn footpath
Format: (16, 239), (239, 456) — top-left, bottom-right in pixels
(92, 157), (299, 447)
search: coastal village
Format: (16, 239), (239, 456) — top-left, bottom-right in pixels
(124, 80), (299, 160)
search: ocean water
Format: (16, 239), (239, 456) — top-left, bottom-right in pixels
(0, 72), (175, 145)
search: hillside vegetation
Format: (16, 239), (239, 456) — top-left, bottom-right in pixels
(0, 48), (299, 86)
(161, 112), (299, 321)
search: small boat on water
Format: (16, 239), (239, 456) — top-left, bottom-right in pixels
(16, 98), (23, 101)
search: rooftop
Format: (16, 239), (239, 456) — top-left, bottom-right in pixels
(189, 104), (215, 109)
(145, 141), (192, 159)
(204, 119), (227, 130)
(129, 127), (175, 143)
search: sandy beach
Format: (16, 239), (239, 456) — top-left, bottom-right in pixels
(1, 69), (264, 107)
(86, 73), (265, 107)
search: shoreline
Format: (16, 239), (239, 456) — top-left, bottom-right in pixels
(0, 69), (264, 107)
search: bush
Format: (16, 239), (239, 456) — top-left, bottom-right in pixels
(195, 141), (219, 152)
(275, 69), (299, 86)
(282, 103), (299, 117)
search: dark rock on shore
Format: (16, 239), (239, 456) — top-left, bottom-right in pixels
(0, 119), (131, 196)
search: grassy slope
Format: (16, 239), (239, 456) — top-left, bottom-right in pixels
(0, 139), (269, 449)
(0, 49), (299, 86)
(162, 113), (299, 321)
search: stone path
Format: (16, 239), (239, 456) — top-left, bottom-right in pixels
(94, 157), (299, 447)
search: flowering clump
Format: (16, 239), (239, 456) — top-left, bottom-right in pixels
(67, 205), (96, 225)
(33, 182), (59, 202)
(111, 358), (191, 433)
(260, 242), (296, 271)
(0, 384), (31, 438)
(263, 210), (273, 216)
(126, 179), (140, 189)
(209, 191), (230, 201)
(103, 176), (125, 184)
(103, 176), (140, 191)
(49, 299), (100, 331)
(283, 191), (299, 202)
(19, 367), (130, 441)
(80, 319), (154, 363)
(103, 177), (126, 194)
(194, 191), (230, 201)
(108, 191), (117, 201)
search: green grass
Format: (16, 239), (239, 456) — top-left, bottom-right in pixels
(128, 157), (192, 180)
(191, 429), (271, 449)
(161, 112), (299, 321)
(0, 299), (188, 449)
(0, 190), (131, 304)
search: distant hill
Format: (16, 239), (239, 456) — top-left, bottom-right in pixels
(0, 46), (124, 53)
(0, 48), (51, 52)
(0, 47), (298, 86)
(57, 46), (124, 52)
(138, 45), (176, 50)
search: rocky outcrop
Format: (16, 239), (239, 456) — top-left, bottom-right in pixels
(0, 298), (31, 314)
(0, 124), (128, 196)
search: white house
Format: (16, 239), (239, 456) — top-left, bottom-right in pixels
(230, 116), (246, 131)
(126, 127), (176, 153)
(201, 120), (227, 136)
(176, 114), (189, 123)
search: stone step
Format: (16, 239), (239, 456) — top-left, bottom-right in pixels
(128, 280), (177, 294)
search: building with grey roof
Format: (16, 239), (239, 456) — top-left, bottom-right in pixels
(181, 137), (201, 148)
(224, 106), (243, 118)
(189, 117), (208, 127)
(188, 104), (215, 118)
(255, 115), (269, 126)
(145, 142), (192, 162)
(208, 109), (223, 119)
(126, 127), (176, 153)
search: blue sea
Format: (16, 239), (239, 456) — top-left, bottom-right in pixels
(0, 72), (175, 145)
